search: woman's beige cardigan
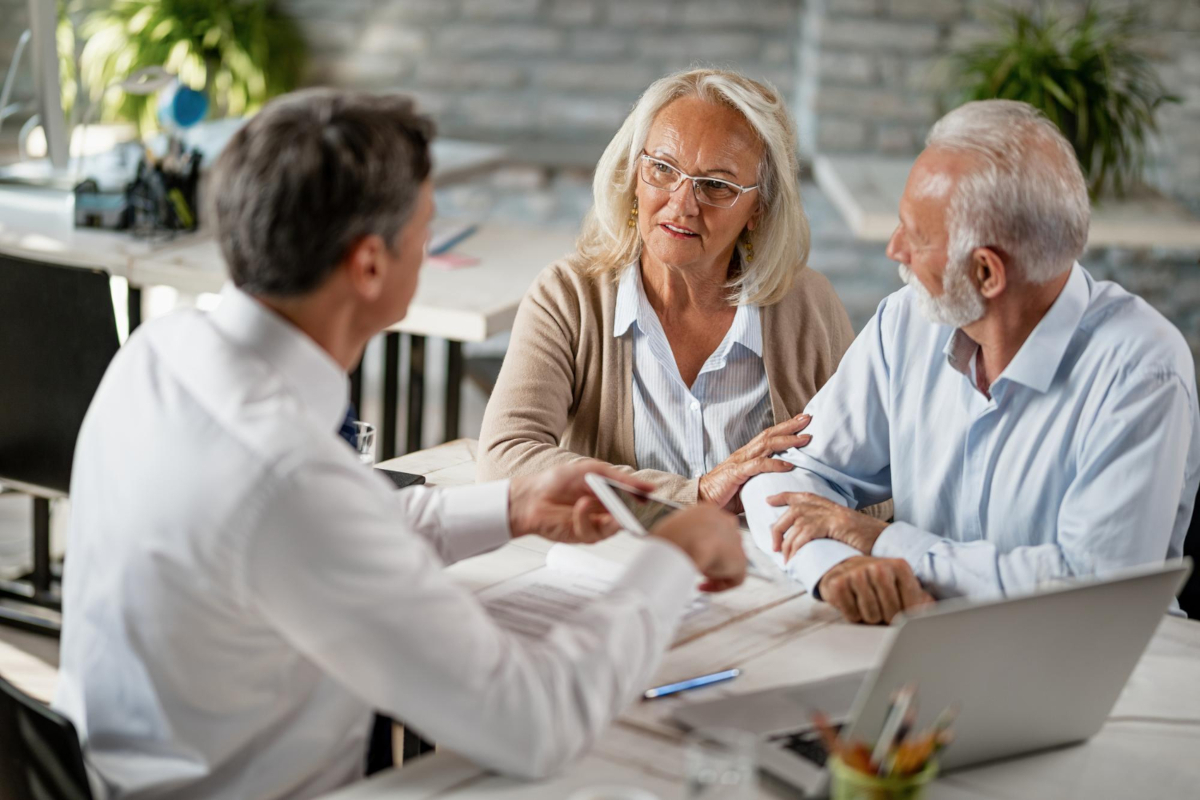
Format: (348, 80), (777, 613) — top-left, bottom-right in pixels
(478, 259), (859, 505)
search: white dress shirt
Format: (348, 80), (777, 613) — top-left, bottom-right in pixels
(744, 264), (1199, 608)
(615, 264), (773, 480)
(54, 285), (698, 799)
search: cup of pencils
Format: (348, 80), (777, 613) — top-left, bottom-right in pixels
(814, 685), (955, 800)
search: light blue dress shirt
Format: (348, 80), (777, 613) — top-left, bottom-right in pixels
(743, 263), (1200, 608)
(614, 264), (773, 480)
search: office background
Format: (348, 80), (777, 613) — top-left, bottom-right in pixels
(2, 0), (1199, 579)
(2, 0), (1199, 340)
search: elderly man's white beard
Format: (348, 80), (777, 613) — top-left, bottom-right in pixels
(898, 261), (985, 328)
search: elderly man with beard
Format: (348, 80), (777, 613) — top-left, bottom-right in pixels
(742, 99), (1200, 624)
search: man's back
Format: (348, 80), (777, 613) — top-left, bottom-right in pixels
(746, 265), (1199, 602)
(55, 297), (376, 798)
(55, 287), (717, 799)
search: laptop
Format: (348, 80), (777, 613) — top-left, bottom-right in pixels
(673, 559), (1191, 797)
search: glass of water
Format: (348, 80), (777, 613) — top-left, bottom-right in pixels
(353, 421), (376, 464)
(683, 728), (758, 799)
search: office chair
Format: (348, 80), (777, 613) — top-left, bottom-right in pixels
(0, 672), (94, 800)
(0, 254), (120, 636)
(1180, 481), (1200, 618)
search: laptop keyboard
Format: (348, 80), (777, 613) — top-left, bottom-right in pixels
(771, 726), (842, 768)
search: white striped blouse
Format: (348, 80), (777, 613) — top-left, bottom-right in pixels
(614, 264), (773, 481)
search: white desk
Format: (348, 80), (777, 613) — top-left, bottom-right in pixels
(128, 223), (576, 343)
(0, 185), (156, 274)
(0, 145), (576, 457)
(350, 441), (1200, 800)
(815, 155), (1200, 249)
(0, 138), (509, 276)
(127, 224), (576, 457)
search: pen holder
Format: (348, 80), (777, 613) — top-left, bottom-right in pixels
(829, 756), (937, 800)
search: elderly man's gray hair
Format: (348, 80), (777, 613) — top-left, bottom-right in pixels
(926, 100), (1089, 284)
(211, 88), (435, 297)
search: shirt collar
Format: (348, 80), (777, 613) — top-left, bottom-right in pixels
(209, 284), (349, 433)
(996, 262), (1089, 393)
(942, 262), (1089, 394)
(612, 264), (763, 358)
(943, 328), (978, 378)
(613, 264), (640, 338)
(727, 299), (763, 357)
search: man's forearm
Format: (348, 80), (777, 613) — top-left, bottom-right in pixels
(392, 480), (511, 565)
(873, 522), (1070, 600)
(742, 470), (860, 593)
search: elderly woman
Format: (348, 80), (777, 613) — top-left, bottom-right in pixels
(478, 68), (855, 512)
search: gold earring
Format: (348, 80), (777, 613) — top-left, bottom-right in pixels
(742, 230), (754, 262)
(628, 197), (638, 228)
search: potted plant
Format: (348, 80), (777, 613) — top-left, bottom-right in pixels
(77, 0), (306, 132)
(948, 2), (1179, 198)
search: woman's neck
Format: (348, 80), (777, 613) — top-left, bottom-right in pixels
(640, 250), (735, 319)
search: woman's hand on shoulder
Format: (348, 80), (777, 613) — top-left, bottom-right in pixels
(697, 413), (812, 513)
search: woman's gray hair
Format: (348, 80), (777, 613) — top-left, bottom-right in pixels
(926, 100), (1089, 284)
(574, 68), (809, 306)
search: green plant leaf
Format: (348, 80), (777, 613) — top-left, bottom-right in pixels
(1041, 75), (1075, 111)
(78, 0), (306, 134)
(942, 1), (1179, 197)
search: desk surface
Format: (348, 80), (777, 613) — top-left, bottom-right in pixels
(1, 207), (576, 346)
(815, 155), (1200, 250)
(0, 139), (508, 272)
(0, 140), (575, 344)
(360, 441), (1200, 800)
(129, 224), (577, 342)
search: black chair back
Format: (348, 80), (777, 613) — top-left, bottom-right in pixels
(0, 673), (93, 800)
(1180, 481), (1200, 618)
(0, 254), (120, 494)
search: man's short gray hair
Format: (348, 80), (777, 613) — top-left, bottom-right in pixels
(211, 88), (434, 297)
(926, 100), (1089, 284)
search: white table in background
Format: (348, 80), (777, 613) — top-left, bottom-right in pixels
(342, 441), (1200, 800)
(0, 140), (578, 457)
(0, 138), (508, 276)
(130, 224), (577, 456)
(815, 155), (1200, 249)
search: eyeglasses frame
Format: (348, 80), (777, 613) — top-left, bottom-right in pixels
(637, 153), (759, 209)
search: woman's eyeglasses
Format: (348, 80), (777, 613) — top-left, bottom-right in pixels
(638, 154), (759, 209)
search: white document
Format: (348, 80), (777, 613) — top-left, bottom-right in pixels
(479, 544), (709, 640)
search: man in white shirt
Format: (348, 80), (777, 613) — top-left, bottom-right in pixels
(743, 100), (1199, 624)
(54, 89), (746, 799)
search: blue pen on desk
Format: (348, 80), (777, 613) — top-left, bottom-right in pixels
(643, 668), (741, 700)
(428, 223), (479, 256)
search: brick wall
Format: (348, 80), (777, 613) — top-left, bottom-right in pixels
(7, 0), (1195, 201)
(286, 0), (802, 156)
(799, 0), (1200, 210)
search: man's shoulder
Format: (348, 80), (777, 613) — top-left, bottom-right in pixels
(1078, 275), (1195, 380)
(114, 308), (328, 475)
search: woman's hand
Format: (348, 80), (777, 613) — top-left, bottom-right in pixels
(697, 413), (812, 513)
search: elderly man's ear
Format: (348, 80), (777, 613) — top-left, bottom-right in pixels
(972, 247), (1008, 299)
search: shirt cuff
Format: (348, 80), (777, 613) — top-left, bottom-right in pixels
(439, 480), (512, 563)
(616, 537), (698, 635)
(871, 521), (941, 575)
(791, 539), (860, 598)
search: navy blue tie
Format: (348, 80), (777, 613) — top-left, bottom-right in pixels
(338, 404), (358, 448)
(338, 405), (395, 772)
